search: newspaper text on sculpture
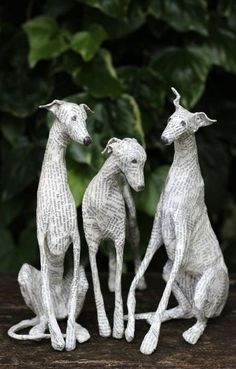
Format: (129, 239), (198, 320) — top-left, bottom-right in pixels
(125, 88), (229, 355)
(8, 100), (93, 351)
(82, 138), (147, 339)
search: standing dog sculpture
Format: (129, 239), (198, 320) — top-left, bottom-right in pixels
(82, 138), (147, 339)
(8, 100), (92, 351)
(125, 88), (229, 355)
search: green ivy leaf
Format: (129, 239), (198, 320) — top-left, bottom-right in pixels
(118, 66), (165, 110)
(67, 162), (95, 206)
(71, 24), (107, 61)
(73, 49), (122, 98)
(135, 166), (169, 217)
(81, 1), (146, 39)
(0, 69), (53, 118)
(113, 94), (145, 145)
(78, 0), (131, 20)
(150, 46), (210, 108)
(207, 27), (236, 73)
(149, 0), (208, 36)
(43, 0), (74, 18)
(68, 142), (93, 166)
(0, 29), (53, 117)
(23, 16), (70, 67)
(86, 94), (145, 146)
(118, 66), (166, 135)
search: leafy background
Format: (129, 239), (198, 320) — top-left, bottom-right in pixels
(0, 0), (236, 273)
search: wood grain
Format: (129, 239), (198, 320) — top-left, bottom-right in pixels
(0, 273), (235, 369)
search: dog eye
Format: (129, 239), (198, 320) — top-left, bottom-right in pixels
(72, 115), (77, 121)
(131, 159), (137, 164)
(181, 120), (186, 127)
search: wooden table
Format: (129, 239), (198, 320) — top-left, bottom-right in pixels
(0, 273), (235, 369)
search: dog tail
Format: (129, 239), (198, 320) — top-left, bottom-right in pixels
(8, 317), (52, 341)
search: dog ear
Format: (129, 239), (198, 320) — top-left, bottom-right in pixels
(102, 138), (121, 154)
(171, 87), (181, 109)
(80, 104), (94, 115)
(39, 100), (63, 115)
(190, 112), (216, 133)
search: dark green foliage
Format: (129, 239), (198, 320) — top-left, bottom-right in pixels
(0, 0), (236, 272)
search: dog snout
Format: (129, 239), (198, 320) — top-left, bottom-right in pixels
(83, 136), (92, 146)
(137, 184), (145, 192)
(160, 136), (169, 145)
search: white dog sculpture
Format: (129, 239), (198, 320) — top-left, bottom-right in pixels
(82, 138), (147, 339)
(8, 100), (92, 351)
(125, 88), (229, 355)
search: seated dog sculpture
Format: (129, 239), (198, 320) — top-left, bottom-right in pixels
(125, 88), (229, 355)
(8, 100), (92, 351)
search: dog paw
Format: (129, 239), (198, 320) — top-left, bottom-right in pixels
(76, 323), (90, 343)
(125, 319), (135, 342)
(136, 277), (147, 291)
(65, 320), (76, 351)
(49, 320), (65, 351)
(99, 318), (111, 338)
(183, 322), (206, 345)
(140, 329), (159, 355)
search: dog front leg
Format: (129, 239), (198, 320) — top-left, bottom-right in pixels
(140, 221), (187, 355)
(66, 231), (81, 351)
(39, 235), (65, 351)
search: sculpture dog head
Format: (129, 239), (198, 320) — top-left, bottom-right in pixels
(102, 137), (146, 192)
(161, 88), (216, 145)
(39, 100), (93, 146)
